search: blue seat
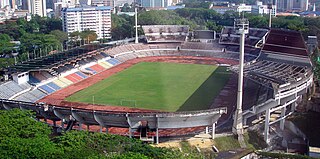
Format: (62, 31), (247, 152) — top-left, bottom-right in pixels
(113, 58), (121, 64)
(85, 67), (97, 74)
(100, 52), (109, 57)
(39, 85), (55, 94)
(75, 71), (88, 79)
(47, 82), (61, 91)
(107, 59), (116, 65)
(29, 75), (40, 84)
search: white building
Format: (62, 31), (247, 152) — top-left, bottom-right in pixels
(61, 6), (112, 39)
(252, 1), (277, 16)
(237, 3), (251, 13)
(0, 0), (10, 9)
(91, 0), (114, 7)
(28, 0), (47, 17)
(141, 0), (173, 8)
(277, 0), (308, 12)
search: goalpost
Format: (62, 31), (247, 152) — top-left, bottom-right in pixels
(120, 99), (137, 107)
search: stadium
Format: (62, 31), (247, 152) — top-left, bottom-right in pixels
(0, 24), (314, 144)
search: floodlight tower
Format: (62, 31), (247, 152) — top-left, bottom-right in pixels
(268, 3), (273, 28)
(135, 7), (138, 44)
(232, 18), (249, 137)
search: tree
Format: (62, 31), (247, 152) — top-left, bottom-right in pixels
(80, 30), (98, 44)
(50, 30), (68, 43)
(0, 34), (14, 55)
(0, 109), (61, 159)
(111, 14), (135, 40)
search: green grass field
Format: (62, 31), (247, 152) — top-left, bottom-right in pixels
(66, 62), (231, 112)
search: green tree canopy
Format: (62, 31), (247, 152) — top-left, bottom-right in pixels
(50, 30), (68, 43)
(0, 34), (14, 55)
(0, 109), (61, 158)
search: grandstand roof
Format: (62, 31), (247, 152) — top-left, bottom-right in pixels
(219, 26), (268, 47)
(193, 30), (215, 40)
(262, 29), (308, 57)
(8, 44), (107, 73)
(142, 25), (189, 43)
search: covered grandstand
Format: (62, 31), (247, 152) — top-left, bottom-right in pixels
(0, 26), (314, 143)
(142, 25), (189, 43)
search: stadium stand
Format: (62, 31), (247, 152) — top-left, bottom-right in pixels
(262, 28), (308, 57)
(219, 26), (268, 47)
(53, 79), (68, 88)
(0, 25), (314, 144)
(142, 25), (189, 43)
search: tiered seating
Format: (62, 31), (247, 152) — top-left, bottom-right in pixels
(31, 89), (47, 100)
(100, 52), (109, 57)
(39, 85), (55, 94)
(0, 81), (32, 99)
(142, 25), (189, 43)
(65, 73), (83, 83)
(54, 66), (69, 74)
(92, 54), (105, 60)
(98, 61), (112, 69)
(29, 75), (41, 84)
(53, 79), (68, 88)
(47, 82), (61, 91)
(32, 72), (47, 81)
(106, 58), (120, 65)
(40, 71), (54, 79)
(84, 67), (97, 74)
(15, 89), (47, 102)
(219, 27), (268, 47)
(90, 64), (105, 73)
(58, 77), (73, 85)
(75, 71), (88, 79)
(37, 82), (62, 94)
(262, 29), (308, 57)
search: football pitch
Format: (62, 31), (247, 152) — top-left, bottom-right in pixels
(66, 62), (231, 112)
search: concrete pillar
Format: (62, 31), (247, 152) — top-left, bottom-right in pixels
(212, 123), (216, 139)
(156, 128), (159, 144)
(291, 102), (297, 112)
(53, 121), (56, 127)
(264, 109), (270, 143)
(61, 120), (64, 129)
(205, 126), (209, 134)
(105, 126), (108, 134)
(243, 117), (247, 126)
(129, 128), (132, 138)
(79, 123), (82, 131)
(87, 125), (90, 131)
(280, 106), (286, 130)
(99, 126), (103, 133)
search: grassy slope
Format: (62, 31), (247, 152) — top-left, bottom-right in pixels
(66, 62), (230, 112)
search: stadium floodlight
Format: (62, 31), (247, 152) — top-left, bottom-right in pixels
(232, 18), (249, 138)
(135, 7), (138, 44)
(268, 3), (273, 28)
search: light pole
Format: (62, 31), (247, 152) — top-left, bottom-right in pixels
(232, 18), (249, 140)
(268, 3), (273, 28)
(135, 7), (138, 44)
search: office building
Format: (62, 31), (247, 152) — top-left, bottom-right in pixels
(61, 6), (112, 39)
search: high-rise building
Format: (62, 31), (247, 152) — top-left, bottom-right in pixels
(141, 0), (172, 8)
(0, 0), (10, 8)
(252, 1), (277, 16)
(91, 0), (113, 7)
(9, 0), (16, 9)
(61, 6), (112, 39)
(276, 0), (308, 11)
(27, 0), (47, 16)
